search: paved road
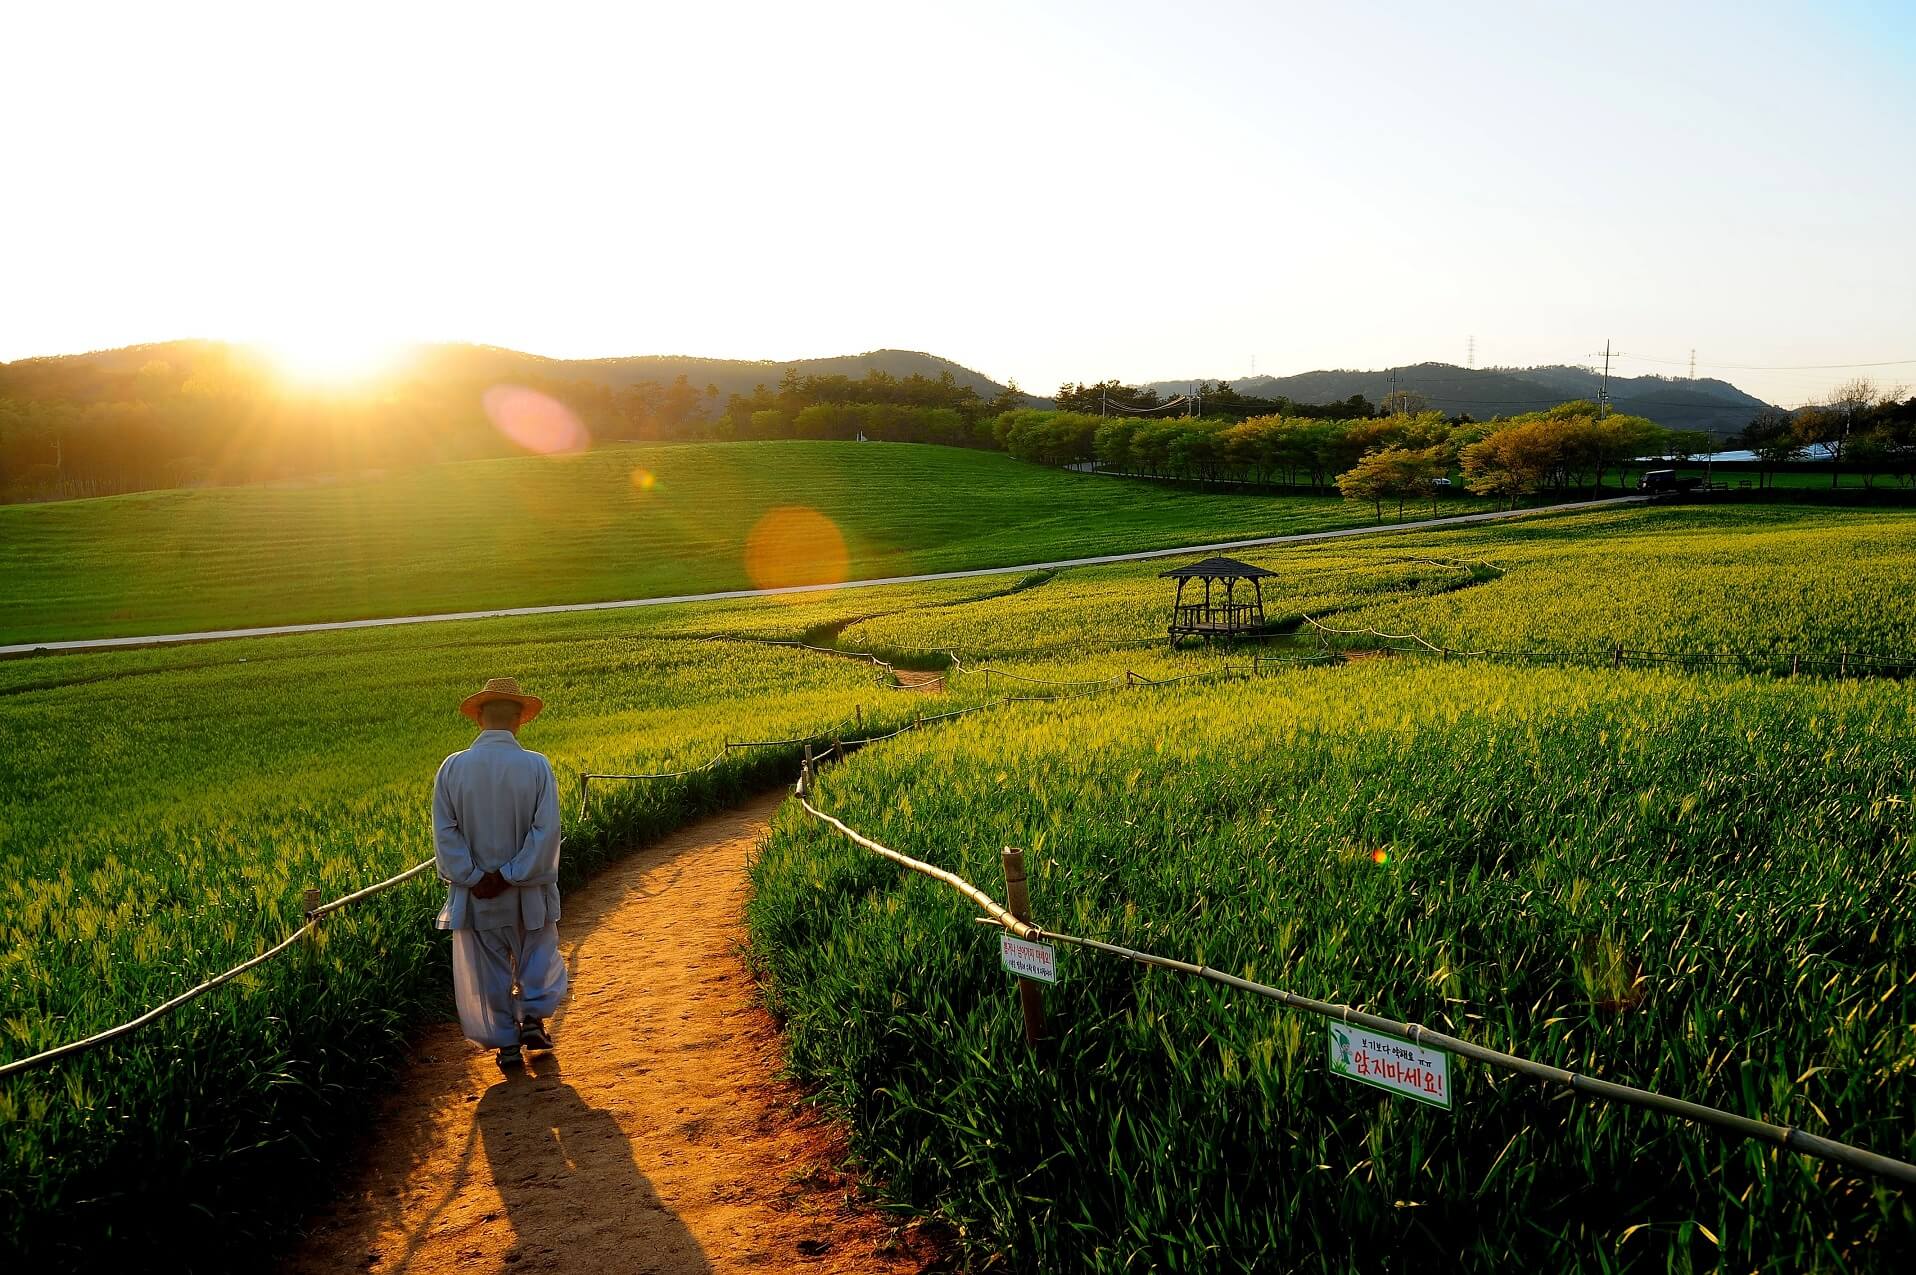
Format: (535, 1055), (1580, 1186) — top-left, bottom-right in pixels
(2, 495), (1644, 656)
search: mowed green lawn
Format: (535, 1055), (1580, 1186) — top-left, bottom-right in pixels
(0, 441), (1383, 644)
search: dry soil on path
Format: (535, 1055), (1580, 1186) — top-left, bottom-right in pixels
(286, 791), (941, 1275)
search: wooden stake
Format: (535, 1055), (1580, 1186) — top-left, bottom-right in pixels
(1001, 848), (1046, 1047)
(1792, 653), (1800, 678)
(801, 742), (813, 788)
(1840, 647), (1849, 678)
(579, 770), (590, 816)
(302, 887), (322, 941)
(855, 704), (863, 733)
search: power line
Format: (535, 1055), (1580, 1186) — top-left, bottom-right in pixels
(1619, 351), (1916, 371)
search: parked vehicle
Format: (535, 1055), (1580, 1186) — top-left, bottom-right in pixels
(1638, 468), (1702, 495)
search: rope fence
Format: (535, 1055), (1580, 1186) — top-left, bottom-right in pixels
(788, 761), (1916, 1191)
(0, 858), (438, 1079)
(0, 626), (1530, 1079)
(18, 621), (1913, 1201)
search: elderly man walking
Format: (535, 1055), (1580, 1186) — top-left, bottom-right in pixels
(433, 677), (568, 1069)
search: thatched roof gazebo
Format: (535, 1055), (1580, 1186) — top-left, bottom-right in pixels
(1160, 555), (1276, 646)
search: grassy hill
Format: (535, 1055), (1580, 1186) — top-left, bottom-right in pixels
(0, 441), (1383, 644)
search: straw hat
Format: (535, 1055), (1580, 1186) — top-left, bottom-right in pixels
(460, 676), (545, 724)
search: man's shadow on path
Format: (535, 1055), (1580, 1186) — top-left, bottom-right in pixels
(475, 1052), (711, 1274)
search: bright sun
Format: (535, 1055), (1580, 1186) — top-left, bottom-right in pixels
(251, 330), (408, 386)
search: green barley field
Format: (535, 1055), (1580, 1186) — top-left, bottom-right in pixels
(0, 583), (971, 1267)
(6, 468), (1916, 1271)
(0, 440), (1402, 645)
(754, 663), (1916, 1271)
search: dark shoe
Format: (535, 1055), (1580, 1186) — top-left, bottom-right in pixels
(496, 1044), (523, 1071)
(518, 1019), (554, 1052)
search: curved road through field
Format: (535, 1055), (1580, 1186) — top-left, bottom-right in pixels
(4, 495), (1644, 656)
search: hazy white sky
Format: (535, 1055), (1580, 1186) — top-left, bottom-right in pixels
(4, 0), (1913, 405)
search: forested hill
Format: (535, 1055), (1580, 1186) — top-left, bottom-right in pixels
(411, 344), (1023, 402)
(0, 341), (1023, 407)
(1145, 363), (1774, 435)
(0, 340), (1044, 503)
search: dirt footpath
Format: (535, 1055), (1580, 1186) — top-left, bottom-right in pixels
(286, 791), (942, 1275)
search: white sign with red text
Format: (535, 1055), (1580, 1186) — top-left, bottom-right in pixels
(1328, 1024), (1452, 1109)
(1000, 934), (1058, 983)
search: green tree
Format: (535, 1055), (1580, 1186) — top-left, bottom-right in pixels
(1336, 446), (1443, 520)
(1737, 408), (1799, 489)
(1056, 380), (1162, 414)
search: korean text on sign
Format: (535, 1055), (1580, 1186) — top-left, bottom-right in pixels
(1328, 1024), (1452, 1109)
(1000, 934), (1058, 984)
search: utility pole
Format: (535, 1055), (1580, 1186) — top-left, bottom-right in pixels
(1100, 390), (1107, 419)
(1598, 340), (1614, 418)
(1389, 368), (1403, 416)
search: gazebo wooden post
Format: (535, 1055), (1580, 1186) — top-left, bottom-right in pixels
(1161, 556), (1277, 645)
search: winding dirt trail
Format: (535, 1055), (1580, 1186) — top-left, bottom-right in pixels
(285, 791), (943, 1275)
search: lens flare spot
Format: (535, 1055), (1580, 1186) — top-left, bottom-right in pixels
(1371, 849), (1389, 865)
(630, 467), (657, 492)
(743, 506), (850, 594)
(482, 385), (589, 455)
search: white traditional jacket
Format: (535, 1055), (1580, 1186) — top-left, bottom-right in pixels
(432, 729), (563, 931)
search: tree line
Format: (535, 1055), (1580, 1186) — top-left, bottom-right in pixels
(4, 344), (1911, 505)
(1734, 379), (1916, 489)
(1015, 402), (1669, 516)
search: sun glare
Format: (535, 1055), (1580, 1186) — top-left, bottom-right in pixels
(252, 331), (406, 386)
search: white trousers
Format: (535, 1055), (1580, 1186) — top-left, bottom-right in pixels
(451, 922), (569, 1049)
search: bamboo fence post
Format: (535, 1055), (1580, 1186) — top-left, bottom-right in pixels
(801, 742), (813, 787)
(1791, 653), (1800, 678)
(579, 770), (590, 817)
(302, 887), (321, 943)
(1001, 848), (1046, 1048)
(1841, 647), (1849, 678)
(1613, 642), (1624, 669)
(855, 704), (863, 734)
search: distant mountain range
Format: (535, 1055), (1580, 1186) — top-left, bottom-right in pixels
(3, 343), (1777, 437)
(1144, 363), (1775, 435)
(406, 344), (1026, 402)
(0, 340), (1026, 404)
